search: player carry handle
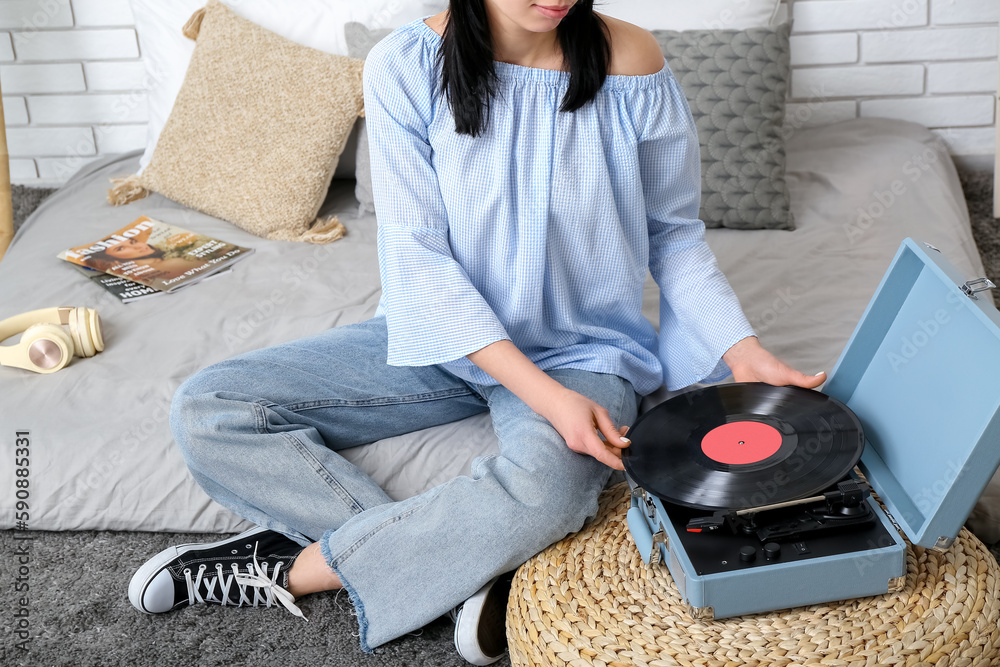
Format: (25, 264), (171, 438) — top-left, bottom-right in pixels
(0, 72), (14, 264)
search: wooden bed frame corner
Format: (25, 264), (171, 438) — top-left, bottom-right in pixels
(0, 74), (12, 264)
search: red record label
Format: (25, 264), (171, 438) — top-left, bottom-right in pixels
(701, 421), (782, 465)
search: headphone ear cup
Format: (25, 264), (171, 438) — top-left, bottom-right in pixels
(69, 307), (92, 357)
(21, 324), (73, 373)
(68, 307), (90, 357)
(68, 307), (104, 357)
(86, 307), (105, 353)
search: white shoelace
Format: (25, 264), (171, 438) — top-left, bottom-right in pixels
(183, 544), (307, 621)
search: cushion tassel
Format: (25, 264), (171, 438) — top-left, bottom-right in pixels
(182, 7), (207, 41)
(107, 175), (150, 206)
(303, 215), (347, 244)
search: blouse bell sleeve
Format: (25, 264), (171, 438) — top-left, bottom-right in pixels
(364, 34), (511, 367)
(637, 69), (756, 390)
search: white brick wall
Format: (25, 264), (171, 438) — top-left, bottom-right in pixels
(0, 0), (142, 186)
(788, 0), (998, 169)
(0, 0), (997, 186)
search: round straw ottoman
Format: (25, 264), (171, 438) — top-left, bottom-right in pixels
(507, 483), (1000, 666)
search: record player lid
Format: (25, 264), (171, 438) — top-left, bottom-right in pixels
(823, 238), (1000, 549)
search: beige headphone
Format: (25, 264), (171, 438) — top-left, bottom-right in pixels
(0, 307), (105, 373)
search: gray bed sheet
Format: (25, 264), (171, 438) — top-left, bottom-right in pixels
(1, 118), (996, 541)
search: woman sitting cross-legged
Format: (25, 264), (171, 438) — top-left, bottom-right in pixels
(127, 1), (824, 664)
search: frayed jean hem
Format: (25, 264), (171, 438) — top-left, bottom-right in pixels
(320, 530), (374, 654)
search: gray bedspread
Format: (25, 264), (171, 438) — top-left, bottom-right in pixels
(1, 118), (995, 540)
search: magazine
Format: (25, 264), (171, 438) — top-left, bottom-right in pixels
(59, 216), (253, 293)
(65, 262), (163, 303)
(65, 262), (236, 304)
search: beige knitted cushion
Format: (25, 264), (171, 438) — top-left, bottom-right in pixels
(108, 0), (364, 244)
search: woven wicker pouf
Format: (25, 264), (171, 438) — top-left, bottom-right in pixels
(508, 483), (1000, 667)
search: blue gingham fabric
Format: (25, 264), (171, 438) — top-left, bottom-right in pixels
(364, 20), (755, 394)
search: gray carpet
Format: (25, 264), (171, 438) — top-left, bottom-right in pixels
(2, 173), (1000, 667)
(962, 171), (1000, 287)
(10, 184), (57, 234)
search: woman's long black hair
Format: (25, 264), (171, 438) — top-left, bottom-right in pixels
(438, 1), (611, 137)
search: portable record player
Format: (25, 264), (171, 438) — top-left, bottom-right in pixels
(624, 238), (1000, 619)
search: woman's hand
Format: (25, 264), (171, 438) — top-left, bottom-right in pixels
(723, 336), (826, 388)
(466, 340), (630, 470)
(537, 388), (631, 471)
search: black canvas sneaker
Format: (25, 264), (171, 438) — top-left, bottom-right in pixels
(128, 526), (307, 619)
(453, 571), (515, 665)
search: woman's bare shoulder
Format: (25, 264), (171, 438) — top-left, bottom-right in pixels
(424, 11), (447, 37)
(597, 14), (665, 76)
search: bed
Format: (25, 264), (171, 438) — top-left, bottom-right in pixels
(2, 117), (996, 536)
(1, 0), (999, 547)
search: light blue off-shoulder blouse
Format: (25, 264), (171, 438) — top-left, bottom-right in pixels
(364, 20), (755, 395)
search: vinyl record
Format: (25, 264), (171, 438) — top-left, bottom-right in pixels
(623, 383), (865, 510)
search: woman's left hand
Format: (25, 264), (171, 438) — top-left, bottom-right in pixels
(722, 336), (826, 389)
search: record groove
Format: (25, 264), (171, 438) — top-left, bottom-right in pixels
(623, 383), (865, 510)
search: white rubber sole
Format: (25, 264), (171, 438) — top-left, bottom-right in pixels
(127, 526), (269, 614)
(453, 576), (509, 666)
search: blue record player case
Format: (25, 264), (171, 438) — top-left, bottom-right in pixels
(626, 238), (1000, 619)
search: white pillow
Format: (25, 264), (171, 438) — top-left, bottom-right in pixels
(597, 0), (781, 30)
(131, 0), (429, 173)
(366, 0), (447, 30)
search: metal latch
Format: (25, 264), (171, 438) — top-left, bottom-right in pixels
(933, 536), (954, 551)
(649, 529), (668, 566)
(962, 277), (996, 300)
(688, 605), (715, 621)
(632, 486), (657, 521)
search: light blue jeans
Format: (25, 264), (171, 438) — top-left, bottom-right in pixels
(170, 316), (639, 651)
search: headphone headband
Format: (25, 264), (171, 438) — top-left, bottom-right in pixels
(0, 307), (74, 340)
(0, 307), (104, 373)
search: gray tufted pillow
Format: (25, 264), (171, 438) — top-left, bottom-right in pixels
(346, 22), (393, 215)
(653, 23), (794, 230)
